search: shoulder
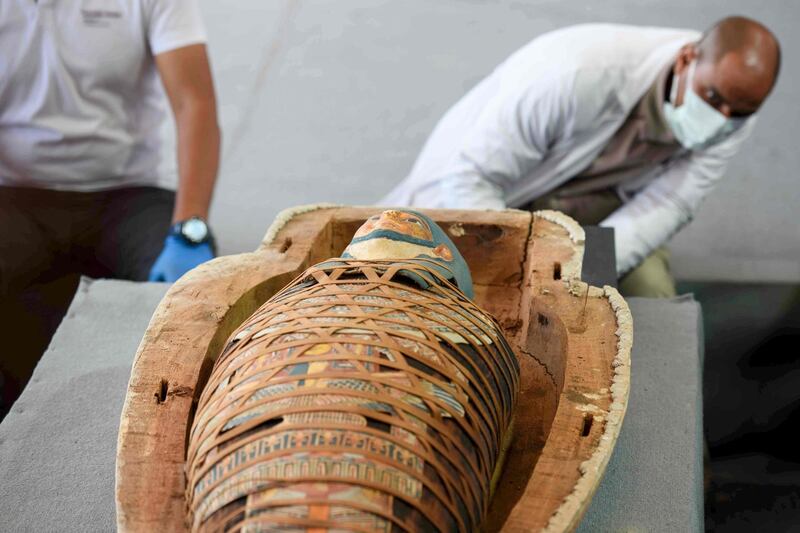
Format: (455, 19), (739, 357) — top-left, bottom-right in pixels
(139, 0), (202, 23)
(527, 24), (699, 69)
(502, 24), (700, 82)
(499, 23), (700, 99)
(139, 0), (206, 55)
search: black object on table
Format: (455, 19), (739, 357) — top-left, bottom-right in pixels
(582, 226), (617, 288)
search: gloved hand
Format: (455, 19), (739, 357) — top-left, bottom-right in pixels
(148, 235), (215, 282)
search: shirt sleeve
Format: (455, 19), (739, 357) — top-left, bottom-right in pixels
(145, 0), (207, 56)
(600, 119), (756, 275)
(432, 71), (577, 210)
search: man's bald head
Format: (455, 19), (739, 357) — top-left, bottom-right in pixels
(698, 16), (781, 91)
(674, 16), (781, 116)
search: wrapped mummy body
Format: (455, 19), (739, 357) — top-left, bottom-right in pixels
(186, 211), (520, 532)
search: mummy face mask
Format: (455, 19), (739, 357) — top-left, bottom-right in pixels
(343, 210), (474, 299)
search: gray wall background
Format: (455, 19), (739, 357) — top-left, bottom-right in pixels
(160, 0), (799, 283)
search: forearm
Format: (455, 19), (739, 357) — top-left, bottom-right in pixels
(172, 98), (220, 222)
(601, 157), (717, 275)
(601, 189), (690, 275)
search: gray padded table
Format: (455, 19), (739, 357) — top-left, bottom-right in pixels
(0, 278), (703, 531)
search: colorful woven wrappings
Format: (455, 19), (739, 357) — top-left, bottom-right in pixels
(186, 259), (520, 532)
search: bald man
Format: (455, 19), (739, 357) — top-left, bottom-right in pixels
(382, 17), (780, 297)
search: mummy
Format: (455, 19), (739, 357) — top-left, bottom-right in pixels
(186, 210), (520, 532)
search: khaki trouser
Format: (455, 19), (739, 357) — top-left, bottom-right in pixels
(526, 190), (677, 298)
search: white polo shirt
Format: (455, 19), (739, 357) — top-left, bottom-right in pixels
(0, 0), (207, 191)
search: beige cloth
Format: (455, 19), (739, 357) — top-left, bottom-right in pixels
(555, 65), (681, 198)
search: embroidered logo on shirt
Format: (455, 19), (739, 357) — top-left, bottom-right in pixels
(81, 9), (122, 27)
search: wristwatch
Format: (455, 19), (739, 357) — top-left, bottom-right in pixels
(170, 216), (215, 249)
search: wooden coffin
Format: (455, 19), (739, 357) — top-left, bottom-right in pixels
(116, 206), (632, 532)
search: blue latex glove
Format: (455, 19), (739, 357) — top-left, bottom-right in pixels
(148, 235), (215, 282)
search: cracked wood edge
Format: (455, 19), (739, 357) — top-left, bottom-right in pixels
(498, 213), (631, 532)
(532, 210), (585, 281)
(259, 203), (340, 248)
(541, 286), (632, 533)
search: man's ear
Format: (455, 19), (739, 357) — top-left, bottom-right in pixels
(672, 43), (699, 106)
(674, 43), (698, 75)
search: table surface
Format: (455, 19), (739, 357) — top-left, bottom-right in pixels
(0, 276), (703, 531)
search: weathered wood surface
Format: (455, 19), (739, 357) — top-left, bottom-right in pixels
(116, 206), (631, 532)
(491, 213), (631, 533)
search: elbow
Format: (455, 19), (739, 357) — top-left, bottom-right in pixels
(175, 92), (218, 122)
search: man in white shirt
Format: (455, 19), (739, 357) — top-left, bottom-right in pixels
(0, 0), (220, 412)
(381, 17), (780, 297)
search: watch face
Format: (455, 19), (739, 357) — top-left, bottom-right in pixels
(182, 218), (209, 243)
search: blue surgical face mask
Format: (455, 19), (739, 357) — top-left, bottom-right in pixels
(663, 59), (745, 150)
